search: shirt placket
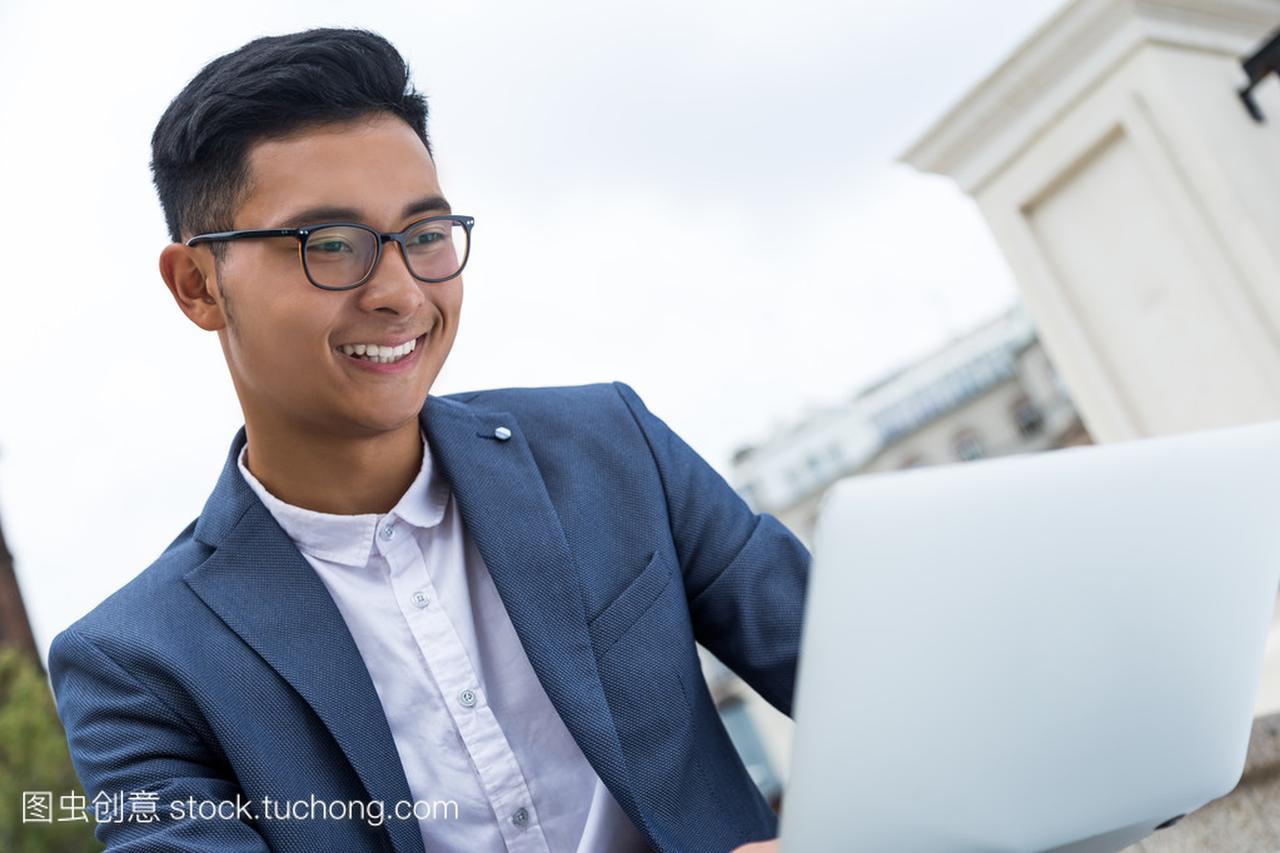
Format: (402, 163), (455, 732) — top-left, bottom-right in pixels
(376, 515), (550, 853)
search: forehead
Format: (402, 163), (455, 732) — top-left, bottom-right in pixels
(237, 114), (440, 228)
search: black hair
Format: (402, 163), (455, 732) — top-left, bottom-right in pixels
(149, 27), (431, 263)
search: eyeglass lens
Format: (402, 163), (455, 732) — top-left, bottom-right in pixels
(303, 219), (467, 287)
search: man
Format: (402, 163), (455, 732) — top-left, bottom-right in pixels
(48, 27), (808, 853)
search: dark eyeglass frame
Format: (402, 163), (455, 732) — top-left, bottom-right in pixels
(185, 213), (476, 291)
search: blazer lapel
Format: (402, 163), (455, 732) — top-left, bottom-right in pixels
(420, 394), (646, 835)
(184, 427), (426, 853)
(183, 392), (645, 850)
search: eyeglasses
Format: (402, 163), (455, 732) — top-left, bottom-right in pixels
(185, 214), (475, 291)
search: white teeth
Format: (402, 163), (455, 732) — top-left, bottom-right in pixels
(338, 335), (421, 363)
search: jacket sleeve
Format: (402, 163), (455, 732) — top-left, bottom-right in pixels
(47, 626), (271, 851)
(612, 380), (812, 717)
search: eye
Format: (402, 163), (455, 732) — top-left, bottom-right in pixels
(312, 239), (355, 254)
(410, 230), (444, 246)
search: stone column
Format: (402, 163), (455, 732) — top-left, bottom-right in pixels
(902, 0), (1280, 442)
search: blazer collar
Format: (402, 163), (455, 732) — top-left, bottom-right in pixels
(184, 393), (648, 852)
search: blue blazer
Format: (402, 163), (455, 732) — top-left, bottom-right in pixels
(48, 381), (812, 852)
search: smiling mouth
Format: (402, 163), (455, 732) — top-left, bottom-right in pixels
(335, 332), (428, 364)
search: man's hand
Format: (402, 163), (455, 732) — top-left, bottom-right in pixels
(731, 840), (779, 852)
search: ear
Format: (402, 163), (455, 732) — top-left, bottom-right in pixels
(160, 243), (226, 332)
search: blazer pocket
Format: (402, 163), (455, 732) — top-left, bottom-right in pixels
(588, 549), (675, 656)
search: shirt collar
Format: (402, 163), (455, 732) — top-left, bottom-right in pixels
(236, 427), (450, 567)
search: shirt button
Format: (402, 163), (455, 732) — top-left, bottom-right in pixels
(380, 523), (395, 541)
(494, 426), (512, 441)
(511, 807), (529, 827)
(411, 590), (429, 609)
(458, 688), (477, 708)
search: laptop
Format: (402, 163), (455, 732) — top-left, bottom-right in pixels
(779, 418), (1280, 853)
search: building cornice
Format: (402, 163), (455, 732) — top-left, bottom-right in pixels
(900, 0), (1279, 192)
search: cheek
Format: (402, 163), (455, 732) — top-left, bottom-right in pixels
(439, 281), (464, 319)
(242, 329), (310, 386)
(240, 303), (331, 376)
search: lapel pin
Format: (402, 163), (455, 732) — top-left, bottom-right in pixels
(494, 426), (512, 441)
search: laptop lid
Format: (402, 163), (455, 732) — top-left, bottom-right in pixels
(780, 419), (1280, 852)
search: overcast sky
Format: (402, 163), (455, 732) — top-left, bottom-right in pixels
(0, 0), (1067, 654)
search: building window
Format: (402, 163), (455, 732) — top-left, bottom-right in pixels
(806, 453), (823, 477)
(1013, 397), (1044, 439)
(954, 429), (986, 461)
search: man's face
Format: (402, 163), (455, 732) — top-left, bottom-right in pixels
(209, 112), (461, 439)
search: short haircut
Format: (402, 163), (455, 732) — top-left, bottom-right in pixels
(149, 27), (432, 262)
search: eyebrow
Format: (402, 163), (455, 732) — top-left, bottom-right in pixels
(276, 195), (452, 229)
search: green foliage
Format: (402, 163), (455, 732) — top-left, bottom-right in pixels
(0, 646), (102, 852)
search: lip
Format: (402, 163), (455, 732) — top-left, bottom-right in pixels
(336, 333), (427, 375)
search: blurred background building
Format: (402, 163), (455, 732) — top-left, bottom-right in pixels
(732, 301), (1089, 547)
(0, 507), (38, 662)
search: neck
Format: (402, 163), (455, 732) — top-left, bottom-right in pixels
(241, 414), (423, 515)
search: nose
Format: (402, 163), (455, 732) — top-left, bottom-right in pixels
(357, 238), (426, 315)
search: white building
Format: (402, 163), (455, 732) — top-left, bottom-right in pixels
(731, 301), (1089, 546)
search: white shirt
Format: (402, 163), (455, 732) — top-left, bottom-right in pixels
(237, 428), (650, 852)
